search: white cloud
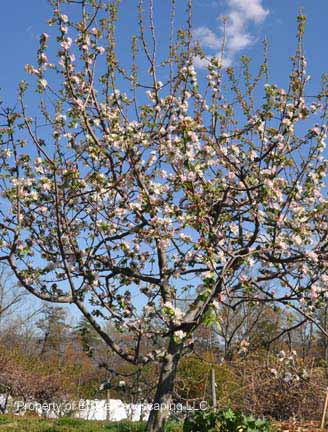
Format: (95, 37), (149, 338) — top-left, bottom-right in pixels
(193, 55), (210, 69)
(228, 0), (268, 23)
(193, 0), (269, 68)
(193, 27), (221, 50)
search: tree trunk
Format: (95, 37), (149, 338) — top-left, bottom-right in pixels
(146, 337), (181, 432)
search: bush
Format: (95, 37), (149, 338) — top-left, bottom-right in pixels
(183, 408), (274, 432)
(229, 353), (326, 420)
(183, 409), (220, 432)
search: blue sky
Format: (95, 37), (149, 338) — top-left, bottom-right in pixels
(1, 0), (328, 103)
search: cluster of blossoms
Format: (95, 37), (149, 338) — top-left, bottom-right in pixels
(238, 339), (250, 355)
(269, 350), (309, 383)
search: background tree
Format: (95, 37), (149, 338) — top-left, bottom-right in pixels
(37, 305), (68, 357)
(0, 264), (26, 329)
(1, 2), (328, 430)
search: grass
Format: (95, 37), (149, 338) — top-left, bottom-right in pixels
(0, 415), (324, 432)
(0, 415), (149, 432)
(0, 415), (182, 432)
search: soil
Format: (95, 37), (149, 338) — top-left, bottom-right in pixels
(274, 420), (326, 431)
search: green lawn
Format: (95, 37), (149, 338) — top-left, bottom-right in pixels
(0, 416), (182, 432)
(0, 416), (148, 432)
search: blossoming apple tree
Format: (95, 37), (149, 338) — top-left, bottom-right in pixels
(0, 1), (328, 430)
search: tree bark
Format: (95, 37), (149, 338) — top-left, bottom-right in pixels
(146, 337), (181, 432)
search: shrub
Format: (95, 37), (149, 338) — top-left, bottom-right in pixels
(229, 352), (326, 420)
(183, 408), (274, 432)
(183, 409), (220, 432)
